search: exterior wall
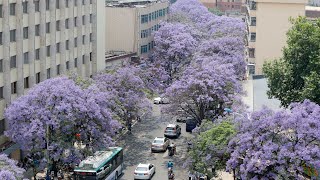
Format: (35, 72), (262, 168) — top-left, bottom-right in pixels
(105, 1), (169, 56)
(0, 0), (103, 157)
(105, 8), (136, 53)
(200, 0), (244, 12)
(246, 0), (306, 75)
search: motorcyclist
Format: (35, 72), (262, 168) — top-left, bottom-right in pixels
(168, 142), (176, 155)
(168, 172), (175, 180)
(167, 161), (174, 169)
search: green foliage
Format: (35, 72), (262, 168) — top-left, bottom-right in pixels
(67, 71), (94, 89)
(208, 8), (223, 16)
(263, 16), (320, 107)
(187, 120), (236, 178)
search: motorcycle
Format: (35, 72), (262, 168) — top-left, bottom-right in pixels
(168, 172), (175, 180)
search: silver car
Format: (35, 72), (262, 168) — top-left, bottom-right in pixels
(151, 137), (170, 152)
(164, 124), (181, 138)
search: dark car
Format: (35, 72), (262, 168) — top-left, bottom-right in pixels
(186, 118), (197, 132)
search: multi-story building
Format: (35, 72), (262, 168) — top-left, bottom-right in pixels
(0, 0), (106, 160)
(105, 0), (169, 57)
(200, 0), (245, 14)
(245, 0), (307, 75)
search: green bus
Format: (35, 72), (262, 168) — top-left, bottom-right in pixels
(74, 147), (123, 180)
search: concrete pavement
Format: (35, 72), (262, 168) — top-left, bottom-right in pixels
(116, 103), (192, 180)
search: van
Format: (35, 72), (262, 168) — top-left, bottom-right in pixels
(186, 118), (197, 132)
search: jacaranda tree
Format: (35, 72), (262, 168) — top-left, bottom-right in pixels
(163, 59), (241, 124)
(227, 100), (320, 179)
(0, 154), (25, 180)
(154, 22), (198, 81)
(94, 66), (152, 128)
(5, 77), (120, 170)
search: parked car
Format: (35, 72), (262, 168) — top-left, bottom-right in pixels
(186, 118), (197, 132)
(153, 97), (169, 104)
(134, 163), (155, 180)
(151, 137), (170, 152)
(164, 124), (181, 138)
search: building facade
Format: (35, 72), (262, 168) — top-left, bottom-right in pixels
(200, 0), (244, 14)
(0, 0), (106, 160)
(245, 0), (307, 75)
(105, 0), (169, 56)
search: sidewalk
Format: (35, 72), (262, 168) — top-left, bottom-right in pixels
(242, 78), (254, 112)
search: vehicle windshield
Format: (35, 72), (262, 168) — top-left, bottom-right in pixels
(153, 140), (164, 144)
(136, 167), (148, 171)
(166, 127), (175, 131)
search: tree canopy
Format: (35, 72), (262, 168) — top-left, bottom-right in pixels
(227, 100), (320, 179)
(263, 17), (320, 107)
(0, 154), (25, 180)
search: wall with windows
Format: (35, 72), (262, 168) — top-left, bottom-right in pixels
(105, 1), (169, 56)
(0, 0), (105, 158)
(248, 0), (306, 74)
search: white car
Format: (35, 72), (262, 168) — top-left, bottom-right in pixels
(134, 163), (156, 180)
(153, 97), (169, 104)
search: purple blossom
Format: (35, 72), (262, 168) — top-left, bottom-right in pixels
(0, 154), (25, 179)
(227, 100), (320, 179)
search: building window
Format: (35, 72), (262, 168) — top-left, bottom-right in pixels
(90, 14), (93, 23)
(47, 46), (50, 57)
(148, 42), (151, 51)
(23, 1), (28, 13)
(10, 29), (16, 42)
(90, 0), (93, 4)
(46, 0), (50, 10)
(66, 61), (69, 70)
(0, 59), (3, 72)
(141, 14), (148, 24)
(47, 69), (50, 79)
(10, 56), (16, 68)
(90, 52), (92, 61)
(24, 52), (29, 64)
(56, 0), (60, 8)
(74, 38), (77, 47)
(0, 119), (5, 135)
(66, 0), (69, 7)
(90, 33), (93, 42)
(82, 35), (85, 44)
(10, 3), (16, 16)
(249, 1), (256, 10)
(66, 40), (69, 50)
(35, 1), (40, 12)
(46, 22), (50, 33)
(140, 45), (148, 54)
(82, 15), (85, 25)
(250, 17), (256, 26)
(57, 64), (60, 75)
(56, 43), (60, 53)
(23, 27), (29, 39)
(0, 5), (3, 18)
(65, 19), (69, 29)
(250, 32), (256, 42)
(82, 55), (85, 64)
(35, 49), (40, 60)
(36, 72), (40, 83)
(74, 0), (77, 6)
(74, 58), (78, 67)
(24, 77), (29, 89)
(0, 32), (2, 45)
(82, 0), (85, 5)
(74, 17), (77, 27)
(0, 87), (3, 99)
(56, 20), (60, 31)
(35, 24), (40, 36)
(148, 13), (151, 21)
(249, 48), (255, 58)
(11, 82), (17, 94)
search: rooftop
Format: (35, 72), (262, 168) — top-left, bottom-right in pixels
(106, 0), (166, 7)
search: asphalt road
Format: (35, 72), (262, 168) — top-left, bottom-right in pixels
(115, 103), (193, 180)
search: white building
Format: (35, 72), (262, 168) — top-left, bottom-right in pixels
(105, 0), (169, 57)
(0, 0), (105, 160)
(309, 0), (320, 6)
